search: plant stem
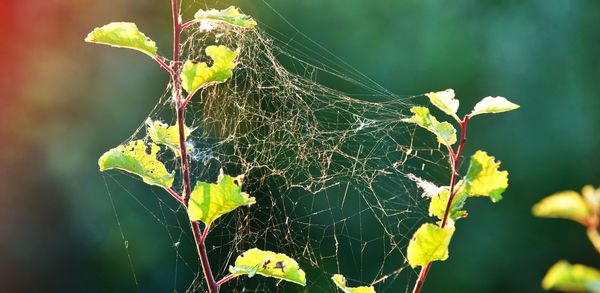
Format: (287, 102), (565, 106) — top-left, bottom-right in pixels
(192, 221), (218, 292)
(412, 116), (470, 293)
(216, 274), (238, 286)
(169, 1), (218, 292)
(154, 56), (175, 75)
(181, 20), (197, 30)
(166, 187), (184, 204)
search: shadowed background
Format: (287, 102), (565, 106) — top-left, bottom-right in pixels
(1, 0), (599, 292)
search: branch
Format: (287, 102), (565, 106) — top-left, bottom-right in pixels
(216, 274), (238, 287)
(154, 56), (175, 75)
(165, 187), (184, 204)
(412, 115), (471, 293)
(180, 92), (194, 109)
(170, 2), (218, 292)
(181, 20), (197, 30)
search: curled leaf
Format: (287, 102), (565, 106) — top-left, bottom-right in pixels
(407, 222), (455, 268)
(181, 45), (238, 96)
(532, 191), (590, 225)
(426, 89), (459, 120)
(469, 96), (519, 117)
(230, 248), (306, 286)
(463, 150), (508, 202)
(98, 140), (174, 189)
(188, 169), (255, 225)
(332, 274), (375, 293)
(145, 118), (193, 157)
(402, 106), (457, 146)
(194, 6), (257, 28)
(85, 22), (158, 58)
(542, 260), (600, 292)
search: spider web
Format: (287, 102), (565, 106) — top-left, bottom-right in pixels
(101, 3), (451, 292)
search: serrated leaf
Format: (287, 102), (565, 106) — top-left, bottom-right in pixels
(402, 106), (457, 146)
(181, 45), (238, 96)
(426, 89), (460, 120)
(332, 274), (375, 293)
(194, 6), (257, 28)
(145, 118), (193, 157)
(188, 169), (255, 225)
(85, 22), (158, 58)
(463, 150), (508, 202)
(542, 260), (600, 292)
(229, 248), (306, 286)
(532, 191), (590, 225)
(469, 96), (519, 117)
(407, 222), (455, 268)
(429, 188), (468, 221)
(98, 140), (174, 189)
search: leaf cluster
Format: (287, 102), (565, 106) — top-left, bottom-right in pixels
(533, 186), (600, 292)
(404, 90), (517, 269)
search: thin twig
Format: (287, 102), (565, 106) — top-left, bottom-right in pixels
(154, 56), (175, 75)
(165, 187), (184, 204)
(412, 115), (470, 293)
(170, 1), (218, 292)
(216, 274), (238, 287)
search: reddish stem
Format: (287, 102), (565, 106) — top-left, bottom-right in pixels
(192, 221), (218, 292)
(169, 1), (218, 292)
(216, 274), (238, 287)
(180, 92), (194, 110)
(200, 223), (211, 243)
(412, 115), (470, 293)
(165, 187), (184, 204)
(181, 20), (197, 30)
(154, 56), (175, 75)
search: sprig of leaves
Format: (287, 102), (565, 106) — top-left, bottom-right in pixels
(533, 185), (600, 292)
(88, 7), (308, 291)
(404, 89), (518, 291)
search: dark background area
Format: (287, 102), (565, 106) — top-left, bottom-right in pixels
(1, 0), (599, 292)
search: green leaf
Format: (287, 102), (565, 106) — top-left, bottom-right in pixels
(429, 188), (468, 221)
(85, 22), (158, 58)
(188, 169), (256, 225)
(194, 6), (257, 28)
(532, 191), (590, 225)
(469, 96), (520, 117)
(542, 260), (600, 292)
(463, 150), (509, 203)
(145, 118), (193, 157)
(426, 89), (460, 120)
(98, 140), (174, 189)
(402, 106), (457, 146)
(229, 248), (306, 286)
(407, 222), (455, 268)
(332, 274), (375, 293)
(181, 45), (238, 96)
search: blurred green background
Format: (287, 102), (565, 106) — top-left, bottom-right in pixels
(1, 0), (599, 292)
